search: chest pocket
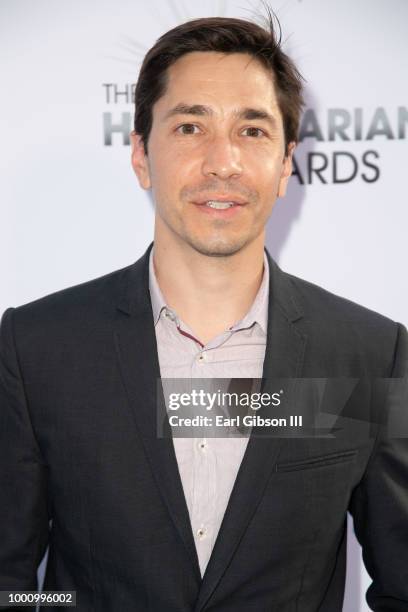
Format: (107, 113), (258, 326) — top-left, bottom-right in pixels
(275, 449), (357, 472)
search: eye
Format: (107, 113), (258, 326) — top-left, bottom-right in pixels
(242, 126), (266, 138)
(176, 123), (201, 135)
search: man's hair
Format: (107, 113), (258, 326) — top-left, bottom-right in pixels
(134, 14), (304, 156)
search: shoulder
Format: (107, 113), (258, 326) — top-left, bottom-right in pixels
(279, 268), (406, 377)
(0, 263), (137, 359)
(8, 264), (132, 321)
(286, 270), (395, 329)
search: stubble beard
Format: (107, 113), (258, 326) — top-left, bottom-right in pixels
(179, 220), (256, 258)
(184, 235), (249, 258)
(175, 182), (261, 257)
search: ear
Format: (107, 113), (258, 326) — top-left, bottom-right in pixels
(277, 141), (296, 198)
(130, 131), (151, 190)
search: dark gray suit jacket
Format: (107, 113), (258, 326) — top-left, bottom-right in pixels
(0, 243), (407, 611)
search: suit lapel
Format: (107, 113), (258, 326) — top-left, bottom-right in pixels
(194, 251), (307, 611)
(113, 244), (201, 583)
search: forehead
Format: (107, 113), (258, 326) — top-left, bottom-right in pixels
(156, 51), (280, 115)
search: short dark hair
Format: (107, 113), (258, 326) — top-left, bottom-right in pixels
(134, 14), (304, 156)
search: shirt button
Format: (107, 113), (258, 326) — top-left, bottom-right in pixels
(196, 527), (206, 539)
(198, 439), (207, 450)
(197, 353), (205, 363)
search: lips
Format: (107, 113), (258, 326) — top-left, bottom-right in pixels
(194, 196), (247, 207)
(192, 199), (246, 218)
(205, 200), (237, 209)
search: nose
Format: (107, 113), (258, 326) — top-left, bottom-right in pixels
(201, 135), (243, 180)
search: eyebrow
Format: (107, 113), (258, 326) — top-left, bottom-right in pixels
(162, 103), (279, 129)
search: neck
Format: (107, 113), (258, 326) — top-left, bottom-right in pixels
(152, 227), (266, 345)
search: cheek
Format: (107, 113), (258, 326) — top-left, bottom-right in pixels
(148, 155), (188, 216)
(149, 139), (196, 186)
(243, 143), (283, 174)
(148, 154), (177, 194)
(252, 158), (284, 195)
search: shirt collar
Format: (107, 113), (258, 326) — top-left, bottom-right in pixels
(148, 248), (269, 335)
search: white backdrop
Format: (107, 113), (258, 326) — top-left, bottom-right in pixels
(1, 1), (407, 610)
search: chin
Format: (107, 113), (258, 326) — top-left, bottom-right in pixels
(185, 235), (250, 258)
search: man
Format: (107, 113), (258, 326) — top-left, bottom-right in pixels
(0, 15), (407, 612)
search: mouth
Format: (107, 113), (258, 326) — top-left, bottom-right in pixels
(192, 199), (247, 219)
(203, 200), (241, 209)
(193, 197), (248, 211)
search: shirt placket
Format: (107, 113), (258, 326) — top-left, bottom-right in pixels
(191, 434), (217, 577)
(188, 344), (214, 576)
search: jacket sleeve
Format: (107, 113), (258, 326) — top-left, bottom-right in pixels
(349, 323), (408, 611)
(0, 307), (50, 597)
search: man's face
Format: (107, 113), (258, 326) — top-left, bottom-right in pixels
(131, 51), (295, 257)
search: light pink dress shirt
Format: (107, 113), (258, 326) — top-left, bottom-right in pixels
(149, 250), (269, 577)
